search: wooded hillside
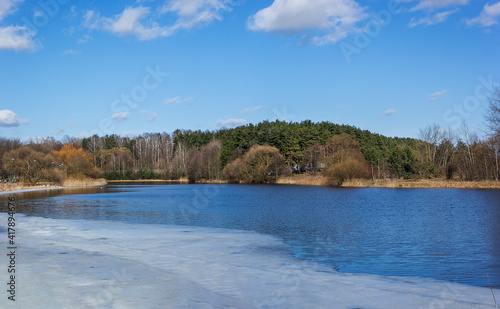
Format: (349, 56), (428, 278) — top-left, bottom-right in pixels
(1, 119), (499, 185)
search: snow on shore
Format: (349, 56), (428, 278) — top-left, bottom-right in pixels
(0, 214), (497, 309)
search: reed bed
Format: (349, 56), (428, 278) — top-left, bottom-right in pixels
(0, 178), (107, 193)
(277, 175), (500, 189)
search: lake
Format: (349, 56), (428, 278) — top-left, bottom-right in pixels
(3, 183), (499, 289)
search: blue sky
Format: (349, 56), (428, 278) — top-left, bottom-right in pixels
(0, 0), (499, 140)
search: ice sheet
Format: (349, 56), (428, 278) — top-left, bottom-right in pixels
(0, 214), (498, 308)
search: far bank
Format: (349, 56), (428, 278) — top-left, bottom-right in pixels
(110, 176), (500, 189)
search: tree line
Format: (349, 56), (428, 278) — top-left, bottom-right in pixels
(1, 89), (499, 185)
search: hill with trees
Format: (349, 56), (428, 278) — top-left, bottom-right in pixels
(1, 116), (499, 187)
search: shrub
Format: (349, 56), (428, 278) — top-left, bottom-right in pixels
(324, 158), (370, 186)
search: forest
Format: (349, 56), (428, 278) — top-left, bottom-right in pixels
(1, 114), (499, 186)
(1, 88), (499, 186)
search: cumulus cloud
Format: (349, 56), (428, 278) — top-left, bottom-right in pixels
(429, 90), (447, 101)
(164, 96), (193, 105)
(247, 0), (368, 45)
(216, 118), (247, 128)
(83, 1), (233, 40)
(465, 1), (500, 27)
(0, 109), (29, 127)
(83, 7), (172, 41)
(111, 112), (130, 121)
(240, 105), (263, 114)
(408, 9), (458, 27)
(0, 26), (38, 51)
(0, 0), (40, 51)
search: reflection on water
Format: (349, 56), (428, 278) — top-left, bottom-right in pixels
(1, 184), (499, 288)
(0, 185), (123, 200)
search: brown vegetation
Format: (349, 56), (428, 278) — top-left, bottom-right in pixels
(224, 145), (291, 183)
(0, 177), (107, 193)
(319, 134), (371, 186)
(2, 146), (63, 185)
(324, 158), (371, 186)
(276, 174), (500, 189)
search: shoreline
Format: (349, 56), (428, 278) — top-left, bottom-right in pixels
(0, 178), (107, 195)
(108, 176), (500, 189)
(2, 176), (499, 194)
(0, 184), (106, 196)
(277, 175), (500, 189)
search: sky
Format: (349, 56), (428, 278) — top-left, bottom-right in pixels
(0, 0), (499, 140)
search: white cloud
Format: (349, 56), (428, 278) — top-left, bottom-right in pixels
(161, 0), (233, 32)
(0, 0), (23, 21)
(217, 118), (247, 128)
(240, 105), (263, 114)
(0, 26), (38, 51)
(399, 0), (469, 12)
(429, 90), (447, 101)
(247, 0), (368, 45)
(0, 109), (29, 127)
(408, 9), (458, 27)
(63, 49), (81, 55)
(83, 7), (172, 41)
(164, 96), (193, 105)
(465, 1), (500, 27)
(383, 109), (397, 116)
(0, 0), (40, 51)
(140, 110), (158, 122)
(111, 6), (172, 40)
(111, 112), (130, 121)
(83, 1), (233, 40)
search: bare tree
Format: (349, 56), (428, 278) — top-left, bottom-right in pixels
(486, 87), (500, 180)
(418, 124), (443, 165)
(186, 147), (201, 183)
(200, 140), (222, 180)
(486, 87), (500, 139)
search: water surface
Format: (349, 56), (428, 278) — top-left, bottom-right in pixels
(2, 184), (499, 288)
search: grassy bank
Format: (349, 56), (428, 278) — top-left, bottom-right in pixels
(5, 176), (499, 192)
(109, 175), (500, 189)
(107, 178), (189, 184)
(277, 175), (500, 189)
(0, 178), (107, 193)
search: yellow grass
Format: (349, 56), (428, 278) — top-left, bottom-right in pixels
(277, 174), (500, 189)
(276, 174), (327, 186)
(62, 178), (107, 187)
(342, 179), (500, 189)
(4, 175), (498, 192)
(0, 178), (107, 193)
(107, 178), (189, 184)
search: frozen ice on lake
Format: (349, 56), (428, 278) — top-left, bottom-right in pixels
(0, 214), (498, 308)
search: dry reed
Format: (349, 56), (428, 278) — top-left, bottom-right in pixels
(0, 178), (107, 193)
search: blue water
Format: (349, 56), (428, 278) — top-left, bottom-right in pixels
(3, 184), (500, 288)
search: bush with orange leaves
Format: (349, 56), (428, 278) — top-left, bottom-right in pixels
(52, 144), (101, 179)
